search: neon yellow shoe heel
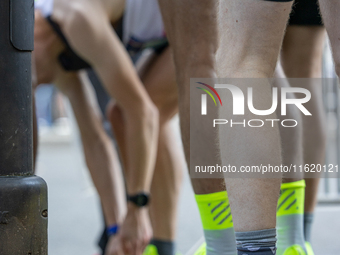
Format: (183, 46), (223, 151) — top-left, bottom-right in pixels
(143, 244), (182, 255)
(193, 243), (206, 255)
(305, 242), (314, 255)
(282, 245), (307, 255)
(143, 244), (159, 255)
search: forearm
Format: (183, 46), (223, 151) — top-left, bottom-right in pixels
(124, 109), (159, 194)
(55, 72), (127, 226)
(82, 135), (126, 226)
(77, 76), (127, 226)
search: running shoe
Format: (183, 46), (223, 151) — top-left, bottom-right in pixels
(305, 242), (314, 255)
(143, 244), (182, 255)
(193, 243), (206, 255)
(282, 245), (307, 255)
(143, 244), (159, 255)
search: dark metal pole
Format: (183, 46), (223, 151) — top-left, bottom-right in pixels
(0, 0), (48, 254)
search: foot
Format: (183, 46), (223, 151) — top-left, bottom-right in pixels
(143, 244), (159, 255)
(143, 244), (182, 255)
(305, 242), (314, 255)
(282, 245), (307, 255)
(193, 243), (206, 255)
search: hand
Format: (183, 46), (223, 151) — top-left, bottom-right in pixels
(105, 234), (124, 255)
(119, 204), (153, 255)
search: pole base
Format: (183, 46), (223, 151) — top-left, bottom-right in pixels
(0, 175), (47, 255)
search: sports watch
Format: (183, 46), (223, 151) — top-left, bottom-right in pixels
(127, 192), (150, 207)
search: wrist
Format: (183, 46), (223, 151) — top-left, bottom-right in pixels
(106, 224), (119, 237)
(127, 192), (150, 208)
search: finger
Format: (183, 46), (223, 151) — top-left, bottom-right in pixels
(108, 247), (122, 255)
(130, 241), (139, 255)
(122, 240), (133, 255)
(136, 240), (145, 255)
(142, 235), (151, 252)
(113, 247), (124, 255)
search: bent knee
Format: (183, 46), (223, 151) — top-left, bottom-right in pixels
(106, 101), (121, 123)
(157, 101), (178, 125)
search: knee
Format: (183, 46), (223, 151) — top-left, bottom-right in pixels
(140, 102), (159, 131)
(106, 101), (122, 124)
(175, 49), (217, 93)
(158, 108), (177, 126)
(218, 56), (276, 78)
(153, 97), (178, 126)
(217, 42), (278, 78)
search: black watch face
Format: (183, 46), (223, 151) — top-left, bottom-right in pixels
(129, 193), (150, 207)
(136, 194), (148, 206)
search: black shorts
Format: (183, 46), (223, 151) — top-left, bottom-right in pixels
(46, 16), (92, 71)
(265, 0), (294, 2)
(289, 0), (323, 26)
(46, 16), (168, 72)
(264, 0), (323, 26)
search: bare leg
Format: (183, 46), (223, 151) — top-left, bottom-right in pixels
(318, 1), (340, 77)
(281, 26), (327, 213)
(274, 72), (307, 254)
(217, 0), (293, 233)
(157, 0), (224, 201)
(149, 124), (183, 240)
(108, 48), (184, 243)
(280, 27), (326, 250)
(157, 3), (233, 254)
(275, 65), (304, 183)
(141, 49), (183, 241)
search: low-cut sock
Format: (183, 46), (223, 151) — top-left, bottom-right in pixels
(204, 228), (236, 255)
(150, 239), (175, 255)
(195, 191), (237, 255)
(235, 228), (277, 255)
(277, 180), (307, 254)
(303, 213), (314, 243)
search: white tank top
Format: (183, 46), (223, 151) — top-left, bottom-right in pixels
(123, 0), (165, 45)
(34, 0), (166, 47)
(35, 0), (54, 17)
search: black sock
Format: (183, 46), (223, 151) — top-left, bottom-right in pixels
(150, 239), (175, 255)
